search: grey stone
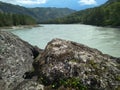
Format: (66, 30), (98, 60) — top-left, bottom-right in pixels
(0, 31), (42, 90)
(13, 80), (44, 90)
(34, 38), (120, 90)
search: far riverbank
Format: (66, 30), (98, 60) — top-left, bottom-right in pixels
(0, 24), (40, 31)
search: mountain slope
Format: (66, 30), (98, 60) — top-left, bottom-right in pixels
(48, 0), (120, 27)
(29, 7), (75, 23)
(0, 2), (34, 16)
(0, 1), (75, 23)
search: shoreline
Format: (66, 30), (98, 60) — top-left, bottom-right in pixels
(40, 23), (120, 29)
(0, 24), (40, 30)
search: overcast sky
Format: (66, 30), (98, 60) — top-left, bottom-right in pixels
(0, 0), (108, 10)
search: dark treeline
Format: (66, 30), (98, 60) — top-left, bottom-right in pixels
(0, 12), (36, 27)
(45, 1), (120, 27)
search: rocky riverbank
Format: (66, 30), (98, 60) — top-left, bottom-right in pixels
(0, 31), (120, 90)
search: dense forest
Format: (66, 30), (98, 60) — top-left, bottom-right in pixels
(46, 0), (120, 27)
(0, 12), (36, 27)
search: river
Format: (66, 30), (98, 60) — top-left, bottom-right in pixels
(7, 24), (120, 57)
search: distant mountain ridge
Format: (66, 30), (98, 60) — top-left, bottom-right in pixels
(0, 1), (75, 23)
(48, 0), (120, 27)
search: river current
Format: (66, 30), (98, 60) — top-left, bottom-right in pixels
(8, 24), (120, 57)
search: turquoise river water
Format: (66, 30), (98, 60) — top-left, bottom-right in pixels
(7, 24), (120, 57)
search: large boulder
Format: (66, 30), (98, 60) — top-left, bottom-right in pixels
(34, 38), (120, 90)
(0, 31), (42, 90)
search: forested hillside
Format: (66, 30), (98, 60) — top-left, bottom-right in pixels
(0, 1), (75, 23)
(29, 7), (75, 23)
(47, 0), (120, 27)
(0, 13), (36, 27)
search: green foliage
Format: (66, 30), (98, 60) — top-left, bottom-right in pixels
(39, 76), (87, 90)
(115, 75), (120, 81)
(0, 12), (36, 27)
(69, 59), (79, 63)
(47, 0), (120, 27)
(60, 78), (87, 90)
(103, 2), (120, 26)
(116, 86), (120, 90)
